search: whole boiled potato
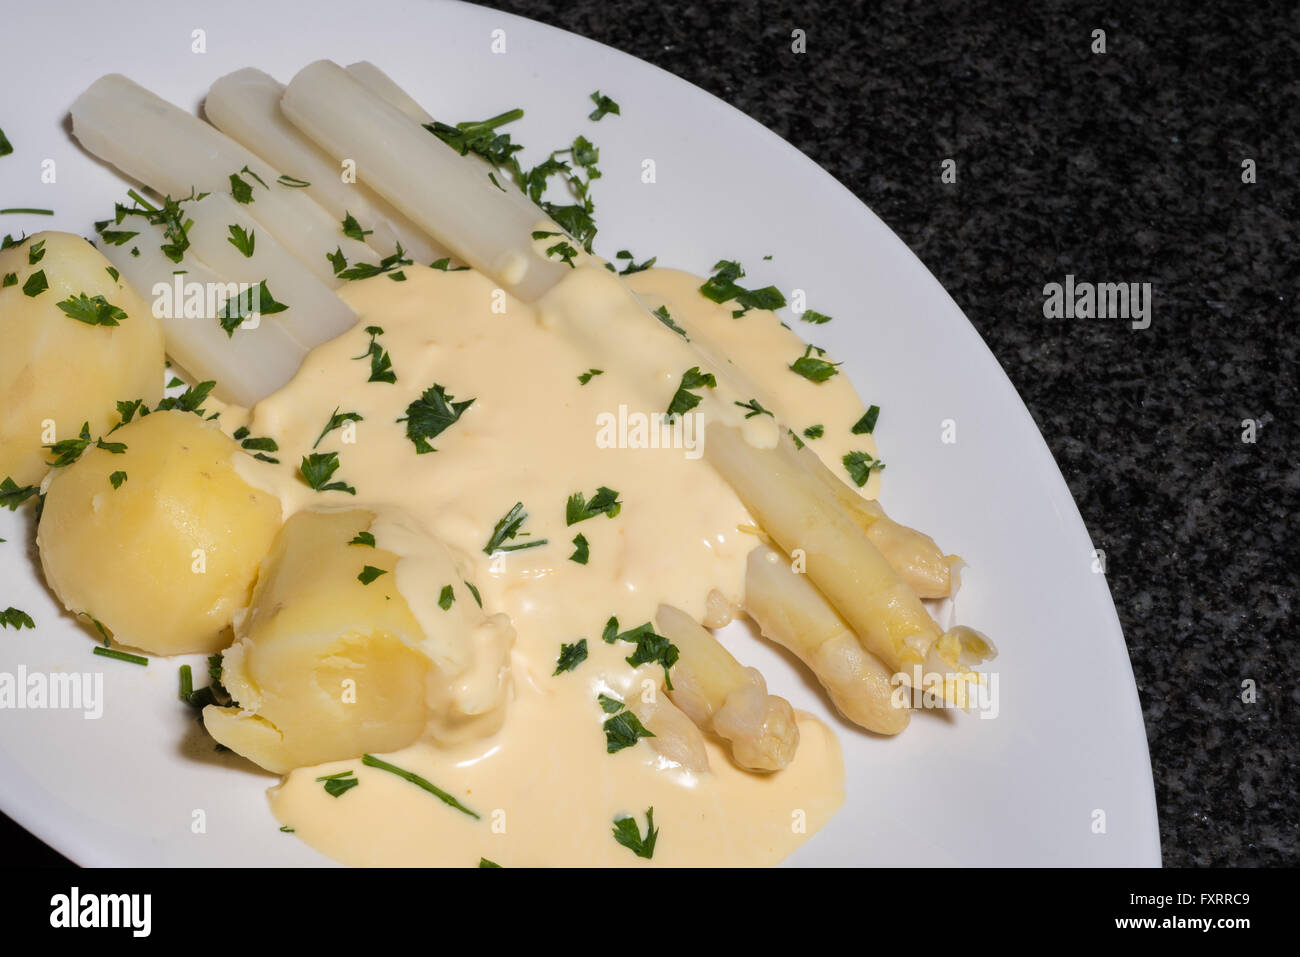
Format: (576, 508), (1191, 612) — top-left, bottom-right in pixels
(37, 409), (282, 655)
(0, 231), (164, 486)
(203, 509), (436, 773)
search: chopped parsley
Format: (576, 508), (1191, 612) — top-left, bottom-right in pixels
(95, 437), (126, 454)
(652, 305), (688, 339)
(801, 309), (833, 324)
(397, 384), (474, 454)
(803, 424), (825, 439)
(2, 273), (14, 287)
(666, 367), (716, 417)
(612, 249), (656, 274)
(429, 257), (470, 271)
(0, 607), (35, 630)
(357, 565), (387, 585)
(438, 585), (455, 610)
(353, 325), (396, 383)
(334, 244), (412, 281)
(569, 533), (590, 564)
(45, 422), (91, 468)
(56, 292), (127, 327)
(231, 426), (279, 463)
(226, 224), (255, 257)
(1, 477), (40, 510)
(565, 486), (621, 525)
(577, 368), (603, 385)
(92, 646), (148, 666)
(361, 753), (479, 819)
(154, 379), (216, 415)
(851, 405), (880, 435)
(790, 345), (841, 383)
(313, 408), (364, 449)
(299, 451), (357, 495)
(340, 211), (373, 241)
(601, 617), (679, 689)
(479, 858), (501, 868)
(0, 127), (10, 157)
(588, 90), (621, 121)
(735, 398), (774, 419)
(21, 270), (47, 297)
(603, 707), (655, 754)
(348, 531), (376, 547)
(842, 450), (885, 487)
(110, 188), (207, 263)
(109, 471), (128, 489)
(699, 260), (786, 317)
(217, 280), (288, 336)
(28, 240), (45, 265)
(544, 240), (579, 267)
(316, 770), (359, 798)
(483, 502), (547, 555)
(612, 807), (658, 859)
(553, 638), (588, 675)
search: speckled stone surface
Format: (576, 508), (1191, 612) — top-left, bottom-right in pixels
(5, 0), (1295, 867)
(478, 0), (1298, 866)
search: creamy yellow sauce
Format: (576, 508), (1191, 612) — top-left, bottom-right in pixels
(227, 262), (880, 866)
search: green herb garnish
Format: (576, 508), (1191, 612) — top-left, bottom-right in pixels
(554, 638), (588, 675)
(483, 502), (547, 555)
(357, 565), (387, 585)
(666, 367), (716, 417)
(569, 533), (590, 564)
(842, 450), (885, 487)
(397, 384), (474, 454)
(361, 753), (479, 819)
(612, 808), (658, 859)
(565, 486), (621, 525)
(299, 451), (357, 495)
(851, 405), (880, 435)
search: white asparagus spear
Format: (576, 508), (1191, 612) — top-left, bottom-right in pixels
(281, 60), (570, 301)
(707, 424), (993, 698)
(183, 192), (357, 350)
(345, 61), (434, 124)
(98, 219), (308, 406)
(622, 691), (711, 773)
(655, 604), (799, 772)
(797, 443), (957, 599)
(204, 68), (448, 265)
(343, 60), (543, 224)
(744, 543), (909, 734)
(70, 74), (378, 286)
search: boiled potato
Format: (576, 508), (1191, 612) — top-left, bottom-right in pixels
(37, 409), (282, 655)
(203, 509), (436, 773)
(0, 231), (164, 486)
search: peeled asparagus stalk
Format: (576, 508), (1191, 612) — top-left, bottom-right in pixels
(281, 60), (570, 300)
(98, 218), (309, 406)
(655, 604), (799, 772)
(797, 444), (957, 599)
(707, 424), (993, 698)
(345, 61), (433, 124)
(744, 543), (909, 734)
(183, 191), (358, 349)
(70, 74), (378, 286)
(623, 690), (711, 773)
(204, 68), (448, 265)
(344, 61), (556, 225)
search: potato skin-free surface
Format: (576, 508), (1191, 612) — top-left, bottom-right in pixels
(0, 231), (164, 486)
(37, 409), (282, 655)
(203, 509), (434, 774)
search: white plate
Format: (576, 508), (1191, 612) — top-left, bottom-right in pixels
(0, 0), (1160, 866)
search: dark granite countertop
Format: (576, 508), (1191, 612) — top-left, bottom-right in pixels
(5, 0), (1294, 867)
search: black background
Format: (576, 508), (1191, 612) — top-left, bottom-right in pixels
(3, 0), (1295, 867)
